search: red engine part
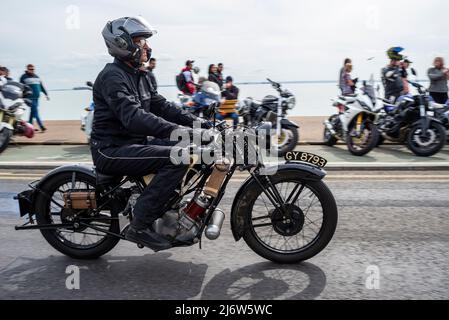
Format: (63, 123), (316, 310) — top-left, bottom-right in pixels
(183, 196), (209, 220)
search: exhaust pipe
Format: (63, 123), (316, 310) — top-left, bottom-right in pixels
(205, 209), (225, 240)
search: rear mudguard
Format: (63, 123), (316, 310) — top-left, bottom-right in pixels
(16, 165), (96, 217)
(230, 162), (326, 241)
(281, 118), (300, 129)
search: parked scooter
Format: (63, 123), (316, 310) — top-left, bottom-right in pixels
(238, 79), (299, 157)
(324, 79), (380, 156)
(429, 98), (449, 140)
(0, 77), (35, 153)
(80, 81), (94, 143)
(375, 77), (447, 157)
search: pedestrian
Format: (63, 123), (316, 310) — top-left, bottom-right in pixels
(20, 64), (50, 132)
(341, 63), (356, 96)
(181, 60), (196, 96)
(400, 59), (412, 95)
(208, 64), (223, 90)
(217, 63), (224, 85)
(217, 76), (240, 128)
(339, 58), (352, 94)
(428, 57), (449, 104)
(381, 47), (405, 102)
(147, 57), (158, 92)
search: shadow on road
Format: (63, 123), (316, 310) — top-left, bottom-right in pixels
(0, 253), (326, 300)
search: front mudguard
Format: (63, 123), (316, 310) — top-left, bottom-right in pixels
(16, 165), (96, 217)
(281, 118), (300, 129)
(412, 117), (443, 134)
(230, 162), (326, 241)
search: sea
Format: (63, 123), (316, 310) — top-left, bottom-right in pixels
(32, 81), (430, 121)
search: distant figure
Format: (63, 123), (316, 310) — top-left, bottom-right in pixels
(217, 63), (224, 85)
(208, 64), (223, 90)
(341, 63), (356, 96)
(0, 66), (12, 80)
(381, 47), (405, 102)
(147, 58), (158, 92)
(339, 58), (352, 94)
(217, 76), (240, 128)
(180, 60), (196, 96)
(20, 64), (50, 132)
(428, 57), (449, 104)
(400, 59), (412, 95)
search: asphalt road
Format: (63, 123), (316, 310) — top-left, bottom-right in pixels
(1, 171), (449, 300)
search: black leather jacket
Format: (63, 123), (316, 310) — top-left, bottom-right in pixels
(91, 59), (198, 148)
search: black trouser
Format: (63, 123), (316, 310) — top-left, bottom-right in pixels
(91, 138), (189, 226)
(430, 92), (449, 104)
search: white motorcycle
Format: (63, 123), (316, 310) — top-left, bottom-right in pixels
(0, 77), (35, 153)
(324, 80), (380, 156)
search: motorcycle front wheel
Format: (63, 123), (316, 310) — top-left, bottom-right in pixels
(346, 121), (379, 156)
(242, 171), (338, 264)
(0, 128), (12, 153)
(406, 122), (446, 157)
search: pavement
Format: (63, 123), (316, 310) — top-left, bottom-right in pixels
(1, 144), (449, 171)
(1, 171), (448, 300)
(11, 117), (327, 145)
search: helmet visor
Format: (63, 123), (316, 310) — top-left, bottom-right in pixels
(123, 16), (157, 38)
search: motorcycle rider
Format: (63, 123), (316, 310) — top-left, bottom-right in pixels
(381, 47), (405, 102)
(91, 16), (211, 251)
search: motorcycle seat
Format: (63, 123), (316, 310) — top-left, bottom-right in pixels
(96, 170), (123, 186)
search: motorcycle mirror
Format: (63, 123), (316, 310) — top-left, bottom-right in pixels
(411, 68), (417, 77)
(86, 81), (93, 87)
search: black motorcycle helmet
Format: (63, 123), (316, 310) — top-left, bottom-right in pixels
(102, 16), (157, 68)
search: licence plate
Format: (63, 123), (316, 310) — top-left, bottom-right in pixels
(285, 152), (328, 168)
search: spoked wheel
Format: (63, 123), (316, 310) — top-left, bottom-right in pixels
(407, 122), (446, 157)
(242, 171), (338, 264)
(346, 121), (379, 156)
(35, 171), (121, 259)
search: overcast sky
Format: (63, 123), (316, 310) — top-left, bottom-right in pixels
(1, 0), (448, 89)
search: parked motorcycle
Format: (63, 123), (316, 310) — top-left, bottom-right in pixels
(0, 77), (35, 153)
(238, 79), (299, 157)
(375, 80), (447, 157)
(15, 104), (338, 264)
(324, 80), (380, 156)
(429, 98), (449, 141)
(80, 81), (94, 143)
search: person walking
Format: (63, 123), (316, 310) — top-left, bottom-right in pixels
(401, 59), (413, 95)
(428, 57), (449, 104)
(20, 64), (50, 132)
(217, 63), (224, 85)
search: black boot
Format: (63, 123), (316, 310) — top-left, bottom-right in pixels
(125, 219), (172, 252)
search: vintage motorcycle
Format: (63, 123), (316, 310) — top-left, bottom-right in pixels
(15, 109), (338, 264)
(0, 77), (35, 153)
(238, 79), (299, 157)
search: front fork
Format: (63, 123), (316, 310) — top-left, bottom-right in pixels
(354, 113), (364, 136)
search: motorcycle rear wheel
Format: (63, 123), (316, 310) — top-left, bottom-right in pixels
(35, 171), (121, 260)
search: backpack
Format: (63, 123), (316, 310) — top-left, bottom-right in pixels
(176, 72), (187, 92)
